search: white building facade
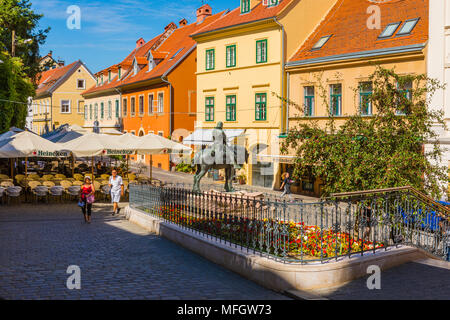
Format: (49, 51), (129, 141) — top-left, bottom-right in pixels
(427, 0), (450, 199)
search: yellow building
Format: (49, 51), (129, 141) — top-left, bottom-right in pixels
(32, 60), (96, 134)
(284, 0), (429, 196)
(190, 0), (336, 188)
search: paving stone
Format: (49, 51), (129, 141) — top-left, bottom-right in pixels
(0, 203), (288, 300)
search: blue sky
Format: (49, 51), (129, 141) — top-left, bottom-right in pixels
(32, 0), (233, 73)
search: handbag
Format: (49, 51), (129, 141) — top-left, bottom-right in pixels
(78, 200), (85, 207)
(87, 194), (95, 204)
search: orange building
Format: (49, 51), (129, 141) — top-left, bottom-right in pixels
(118, 5), (224, 170)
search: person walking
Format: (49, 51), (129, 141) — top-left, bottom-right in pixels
(109, 169), (124, 216)
(280, 172), (293, 201)
(80, 176), (95, 224)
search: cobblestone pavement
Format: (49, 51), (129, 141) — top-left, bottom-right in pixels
(0, 203), (289, 300)
(314, 259), (450, 300)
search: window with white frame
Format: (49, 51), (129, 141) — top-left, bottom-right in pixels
(158, 131), (164, 137)
(61, 100), (71, 113)
(148, 94), (154, 114)
(157, 93), (164, 113)
(77, 100), (83, 114)
(108, 101), (112, 119)
(139, 95), (144, 115)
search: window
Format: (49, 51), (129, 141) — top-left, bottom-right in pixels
(157, 93), (164, 113)
(359, 82), (373, 115)
(108, 101), (112, 119)
(77, 79), (85, 89)
(115, 100), (119, 118)
(89, 104), (92, 120)
(241, 0), (250, 14)
(101, 75), (104, 85)
(100, 102), (104, 119)
(267, 0), (279, 7)
(205, 97), (214, 122)
(123, 98), (128, 116)
(378, 22), (401, 39)
(148, 94), (154, 114)
(226, 45), (236, 68)
(311, 35), (332, 50)
(118, 67), (121, 80)
(139, 95), (144, 115)
(170, 48), (183, 60)
(206, 49), (215, 70)
(226, 95), (236, 121)
(61, 100), (71, 113)
(396, 80), (412, 115)
(130, 97), (136, 116)
(94, 103), (98, 119)
(256, 39), (267, 63)
(77, 100), (83, 114)
(84, 106), (88, 120)
(255, 93), (267, 121)
(304, 86), (315, 116)
(330, 84), (342, 116)
(158, 131), (164, 137)
(397, 18), (420, 36)
(108, 71), (111, 82)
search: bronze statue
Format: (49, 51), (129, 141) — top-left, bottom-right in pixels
(193, 122), (248, 193)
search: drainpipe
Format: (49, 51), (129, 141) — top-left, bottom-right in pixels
(273, 17), (286, 135)
(161, 74), (173, 137)
(286, 71), (290, 133)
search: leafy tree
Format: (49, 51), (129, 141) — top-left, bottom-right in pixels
(0, 47), (34, 132)
(281, 66), (447, 199)
(0, 0), (50, 82)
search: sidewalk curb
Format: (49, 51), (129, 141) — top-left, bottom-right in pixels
(284, 289), (329, 300)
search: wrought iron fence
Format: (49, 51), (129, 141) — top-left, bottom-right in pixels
(129, 184), (450, 263)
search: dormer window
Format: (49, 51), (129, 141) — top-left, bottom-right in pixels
(133, 59), (139, 75)
(118, 67), (121, 80)
(396, 18), (420, 36)
(108, 70), (111, 82)
(266, 0), (279, 7)
(241, 0), (250, 14)
(147, 52), (156, 71)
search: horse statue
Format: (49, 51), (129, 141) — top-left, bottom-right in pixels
(192, 122), (249, 193)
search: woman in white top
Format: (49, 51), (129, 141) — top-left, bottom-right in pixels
(109, 169), (124, 215)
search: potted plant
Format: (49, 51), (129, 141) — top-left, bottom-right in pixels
(237, 172), (247, 185)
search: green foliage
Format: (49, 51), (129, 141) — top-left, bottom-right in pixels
(176, 162), (195, 173)
(0, 48), (34, 133)
(0, 0), (50, 82)
(281, 66), (447, 199)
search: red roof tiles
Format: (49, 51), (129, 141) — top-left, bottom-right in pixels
(288, 0), (429, 64)
(36, 61), (80, 97)
(192, 0), (293, 37)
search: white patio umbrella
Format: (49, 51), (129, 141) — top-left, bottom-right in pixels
(0, 131), (70, 181)
(130, 133), (192, 180)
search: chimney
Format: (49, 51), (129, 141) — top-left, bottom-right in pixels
(196, 4), (212, 23)
(48, 50), (53, 57)
(179, 18), (188, 27)
(136, 37), (145, 48)
(57, 60), (65, 67)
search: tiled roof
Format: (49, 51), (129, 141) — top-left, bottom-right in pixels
(191, 0), (293, 37)
(83, 33), (164, 96)
(35, 61), (79, 97)
(118, 11), (225, 88)
(288, 0), (428, 64)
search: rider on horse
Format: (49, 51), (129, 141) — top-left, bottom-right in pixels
(210, 122), (240, 169)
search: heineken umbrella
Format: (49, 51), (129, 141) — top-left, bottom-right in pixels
(0, 131), (70, 158)
(133, 133), (192, 155)
(59, 132), (134, 157)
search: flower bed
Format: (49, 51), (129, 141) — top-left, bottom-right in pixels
(145, 205), (385, 260)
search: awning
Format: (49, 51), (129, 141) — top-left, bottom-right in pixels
(183, 129), (245, 145)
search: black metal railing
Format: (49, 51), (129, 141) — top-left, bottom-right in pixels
(129, 184), (450, 263)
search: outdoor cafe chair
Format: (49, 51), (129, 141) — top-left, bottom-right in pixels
(128, 174), (136, 181)
(60, 180), (72, 190)
(100, 184), (111, 202)
(73, 174), (83, 181)
(1, 181), (14, 188)
(6, 186), (22, 205)
(72, 180), (83, 186)
(55, 174), (66, 180)
(100, 174), (110, 181)
(0, 174), (9, 180)
(29, 174), (40, 180)
(0, 187), (5, 205)
(42, 181), (55, 188)
(32, 185), (49, 203)
(49, 186), (64, 203)
(14, 174), (24, 181)
(66, 185), (81, 201)
(42, 175), (54, 181)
